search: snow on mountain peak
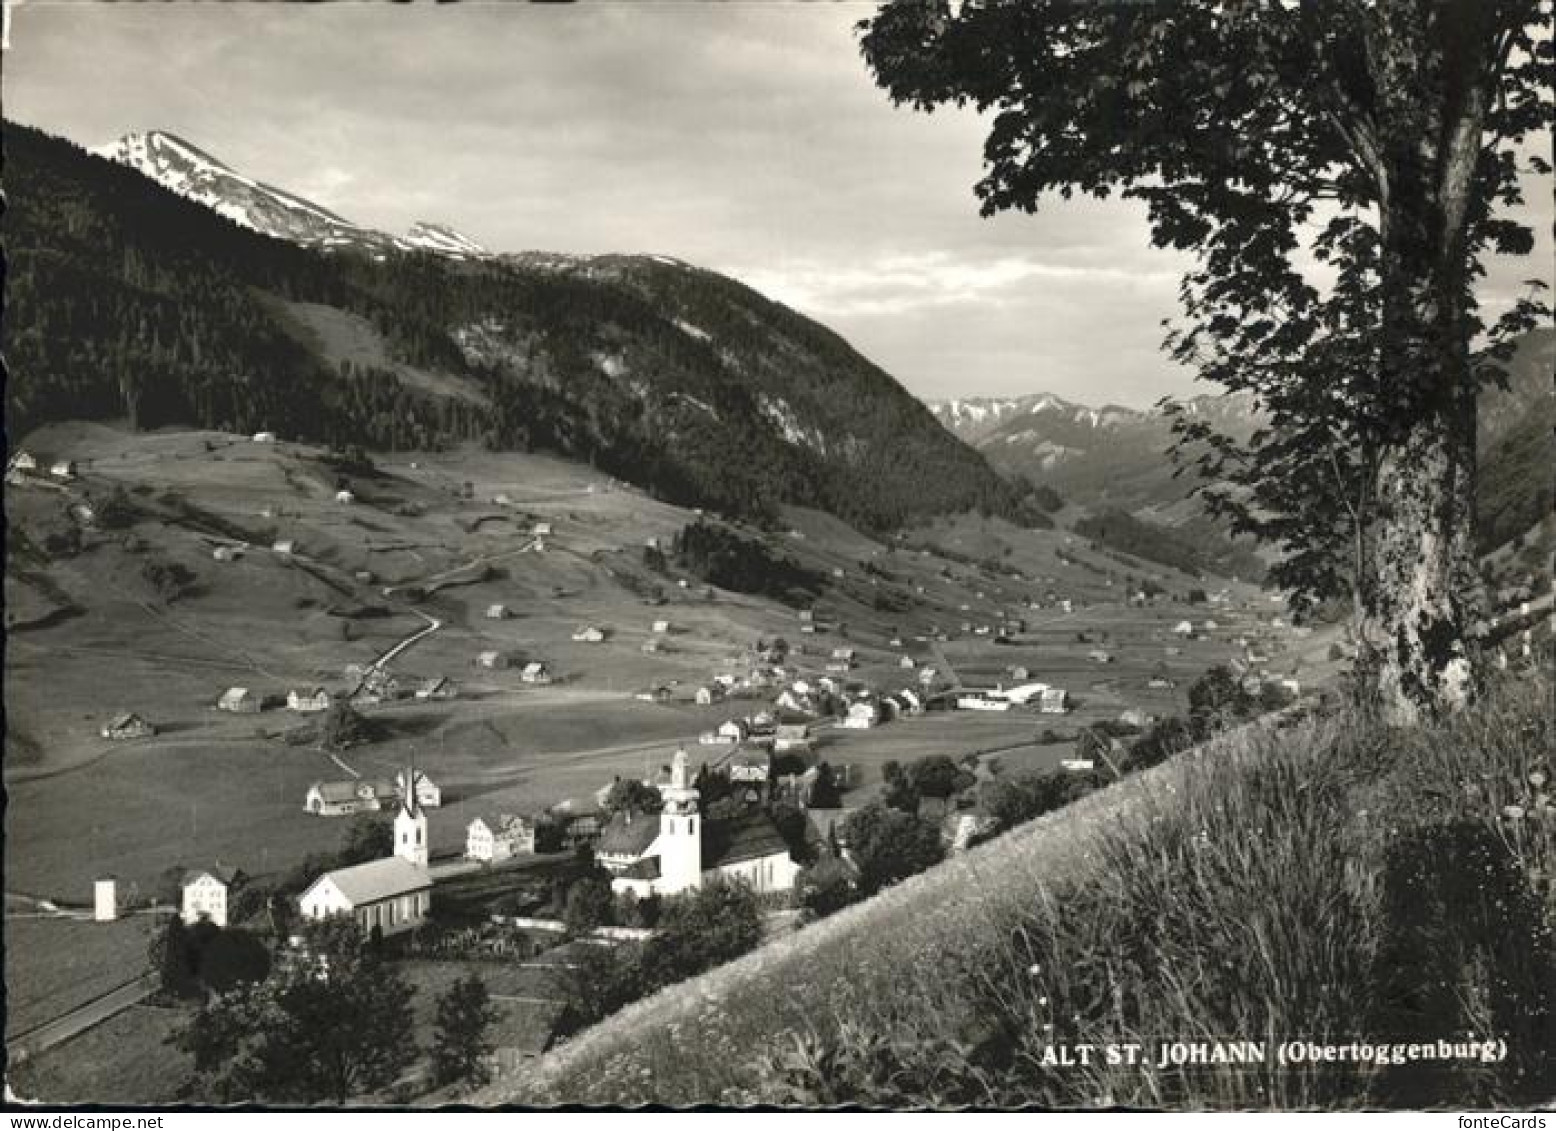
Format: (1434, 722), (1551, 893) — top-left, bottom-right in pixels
(94, 130), (490, 262)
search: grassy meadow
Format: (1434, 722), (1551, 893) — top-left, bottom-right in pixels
(483, 669), (1553, 1109)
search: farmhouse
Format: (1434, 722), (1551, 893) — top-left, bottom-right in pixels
(694, 686), (723, 706)
(572, 625), (606, 643)
(1173, 620), (1195, 637)
(1038, 688), (1070, 714)
(774, 690), (812, 716)
(604, 751), (801, 899)
(897, 689), (924, 715)
(1147, 676), (1177, 690)
(304, 778), (396, 816)
(918, 667), (938, 687)
(212, 545), (244, 562)
(397, 767), (442, 808)
(532, 522), (553, 537)
(476, 650), (511, 670)
(335, 489), (356, 505)
(415, 676), (457, 700)
(181, 865), (244, 928)
(1088, 649), (1114, 664)
(841, 701), (881, 730)
(287, 687), (332, 713)
(640, 640), (662, 654)
(50, 459), (77, 480)
(486, 604), (511, 620)
(252, 431), (277, 443)
(8, 450), (38, 474)
(100, 712), (155, 740)
(636, 685), (673, 703)
(272, 539), (296, 556)
(651, 619), (671, 635)
(466, 814), (535, 862)
(520, 661), (552, 684)
(899, 655), (916, 669)
(217, 687), (260, 714)
(993, 682), (1051, 706)
(727, 748), (771, 784)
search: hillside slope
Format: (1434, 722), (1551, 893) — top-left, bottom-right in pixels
(476, 671), (1553, 1108)
(6, 121), (1023, 532)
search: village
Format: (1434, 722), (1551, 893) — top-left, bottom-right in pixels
(3, 423), (1382, 1100)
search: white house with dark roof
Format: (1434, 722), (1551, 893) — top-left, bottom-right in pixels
(182, 865), (245, 928)
(287, 687), (332, 713)
(217, 687), (260, 714)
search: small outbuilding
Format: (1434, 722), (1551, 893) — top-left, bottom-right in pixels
(100, 712), (155, 740)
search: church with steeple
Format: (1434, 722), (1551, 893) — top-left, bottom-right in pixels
(599, 749), (801, 900)
(296, 761), (433, 936)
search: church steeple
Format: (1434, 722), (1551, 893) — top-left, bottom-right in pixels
(394, 758), (428, 867)
(657, 748), (702, 894)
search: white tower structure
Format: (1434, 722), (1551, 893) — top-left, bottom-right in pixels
(656, 749), (703, 894)
(394, 763), (429, 868)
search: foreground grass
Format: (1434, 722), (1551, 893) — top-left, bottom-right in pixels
(478, 672), (1552, 1109)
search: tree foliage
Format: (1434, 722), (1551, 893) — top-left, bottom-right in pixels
(859, 0), (1553, 722)
(431, 973), (500, 1089)
(170, 916), (416, 1104)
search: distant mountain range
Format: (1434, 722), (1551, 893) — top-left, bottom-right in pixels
(93, 131), (490, 259)
(931, 327), (1553, 552)
(8, 122), (1030, 533)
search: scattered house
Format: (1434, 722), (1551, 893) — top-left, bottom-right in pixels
(1008, 666), (1030, 682)
(476, 650), (511, 670)
(252, 431), (277, 443)
(640, 640), (663, 654)
(899, 655), (916, 669)
(1038, 688), (1070, 714)
(1059, 599), (1074, 614)
(1119, 708), (1152, 729)
(1060, 757), (1095, 773)
(651, 619), (671, 635)
(572, 625), (606, 644)
(287, 687), (332, 713)
(415, 676), (457, 701)
(1088, 649), (1114, 664)
(825, 660), (853, 674)
(181, 866), (245, 928)
(100, 712), (155, 740)
(774, 690), (812, 716)
(50, 459), (77, 480)
(841, 701), (881, 729)
(956, 694), (1011, 712)
(1246, 649), (1270, 664)
(304, 779), (396, 816)
(298, 857), (432, 937)
(272, 539), (296, 556)
(532, 522), (553, 537)
(818, 676), (841, 695)
(486, 604), (511, 620)
(798, 609), (815, 624)
(727, 748), (771, 784)
(217, 687), (260, 714)
(397, 768), (442, 808)
(8, 450), (39, 474)
(520, 661), (552, 684)
(694, 686), (722, 706)
(993, 682), (1051, 706)
(1173, 620), (1195, 637)
(1201, 619), (1219, 632)
(1279, 677), (1302, 696)
(636, 686), (673, 703)
(212, 545), (244, 563)
(1147, 675), (1176, 690)
(717, 719), (749, 743)
(1165, 646), (1183, 657)
(712, 673), (738, 689)
(897, 689), (924, 715)
(335, 489), (356, 505)
(465, 814), (536, 862)
(918, 667), (938, 687)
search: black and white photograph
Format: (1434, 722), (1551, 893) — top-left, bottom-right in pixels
(2, 0), (1552, 1113)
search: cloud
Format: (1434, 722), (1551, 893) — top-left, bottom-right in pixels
(4, 1), (1550, 409)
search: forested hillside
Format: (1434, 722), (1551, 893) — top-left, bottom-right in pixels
(4, 122), (1027, 532)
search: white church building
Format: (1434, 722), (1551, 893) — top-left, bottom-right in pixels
(601, 749), (801, 900)
(298, 775), (433, 936)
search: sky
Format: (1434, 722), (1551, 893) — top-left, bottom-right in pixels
(4, 1), (1551, 409)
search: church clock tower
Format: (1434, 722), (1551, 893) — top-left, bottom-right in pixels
(656, 749), (702, 894)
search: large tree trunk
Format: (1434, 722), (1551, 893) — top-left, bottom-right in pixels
(1357, 384), (1480, 726)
